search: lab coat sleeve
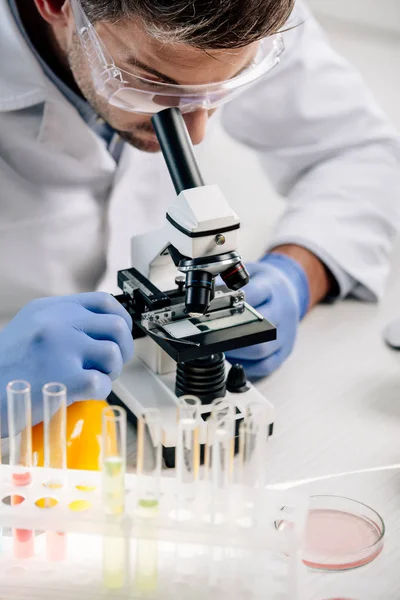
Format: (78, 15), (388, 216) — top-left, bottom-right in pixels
(221, 1), (400, 301)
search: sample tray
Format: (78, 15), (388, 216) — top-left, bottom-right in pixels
(0, 465), (308, 600)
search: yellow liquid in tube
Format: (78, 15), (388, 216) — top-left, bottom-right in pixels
(103, 456), (125, 516)
(102, 454), (126, 589)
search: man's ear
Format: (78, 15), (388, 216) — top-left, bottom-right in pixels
(33, 0), (71, 25)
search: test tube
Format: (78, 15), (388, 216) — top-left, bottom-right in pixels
(102, 406), (127, 516)
(43, 383), (67, 561)
(102, 406), (127, 591)
(239, 402), (269, 489)
(133, 534), (159, 593)
(176, 396), (201, 505)
(206, 400), (235, 490)
(7, 380), (34, 559)
(43, 383), (67, 476)
(136, 409), (162, 510)
(134, 409), (161, 594)
(205, 400), (235, 525)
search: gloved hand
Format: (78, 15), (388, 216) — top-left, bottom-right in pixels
(226, 253), (310, 379)
(0, 292), (134, 436)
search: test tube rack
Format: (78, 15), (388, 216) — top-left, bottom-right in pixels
(0, 464), (308, 600)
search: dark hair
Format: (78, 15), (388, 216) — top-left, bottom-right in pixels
(81, 0), (295, 49)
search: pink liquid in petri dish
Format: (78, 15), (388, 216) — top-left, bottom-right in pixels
(278, 506), (383, 571)
(304, 508), (383, 570)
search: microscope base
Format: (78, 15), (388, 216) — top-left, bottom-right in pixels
(113, 357), (275, 468)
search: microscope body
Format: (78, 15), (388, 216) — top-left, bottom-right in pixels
(112, 108), (276, 467)
(113, 235), (276, 466)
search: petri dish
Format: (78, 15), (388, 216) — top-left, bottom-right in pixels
(276, 495), (384, 571)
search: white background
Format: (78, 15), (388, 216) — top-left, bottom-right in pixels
(308, 0), (400, 34)
(200, 1), (400, 264)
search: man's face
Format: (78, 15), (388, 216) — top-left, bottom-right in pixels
(60, 10), (258, 152)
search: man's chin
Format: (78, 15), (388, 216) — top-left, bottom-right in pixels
(139, 140), (161, 153)
(119, 132), (161, 153)
(132, 138), (161, 153)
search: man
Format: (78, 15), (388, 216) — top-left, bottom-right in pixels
(0, 0), (399, 421)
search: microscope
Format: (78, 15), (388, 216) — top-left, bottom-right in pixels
(113, 108), (276, 467)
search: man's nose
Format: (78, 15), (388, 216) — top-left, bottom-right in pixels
(183, 109), (210, 145)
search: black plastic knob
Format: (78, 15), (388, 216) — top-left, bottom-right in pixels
(175, 275), (186, 293)
(226, 364), (250, 394)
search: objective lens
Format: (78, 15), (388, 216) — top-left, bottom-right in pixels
(220, 261), (250, 291)
(185, 270), (213, 316)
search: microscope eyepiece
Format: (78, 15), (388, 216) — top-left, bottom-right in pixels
(220, 261), (250, 291)
(185, 270), (213, 316)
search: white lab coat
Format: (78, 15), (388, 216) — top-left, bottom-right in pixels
(0, 0), (399, 322)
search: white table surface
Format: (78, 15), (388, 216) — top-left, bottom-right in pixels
(125, 245), (400, 598)
(261, 248), (400, 487)
(261, 247), (400, 598)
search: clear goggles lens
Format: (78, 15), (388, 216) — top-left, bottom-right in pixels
(71, 0), (285, 115)
(107, 77), (253, 115)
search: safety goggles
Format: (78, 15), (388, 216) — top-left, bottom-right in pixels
(70, 0), (285, 115)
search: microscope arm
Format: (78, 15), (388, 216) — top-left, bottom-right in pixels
(150, 108), (249, 316)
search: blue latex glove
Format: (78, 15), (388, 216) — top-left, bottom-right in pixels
(0, 292), (134, 436)
(226, 253), (310, 379)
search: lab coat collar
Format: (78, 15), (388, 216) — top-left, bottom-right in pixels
(0, 0), (48, 111)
